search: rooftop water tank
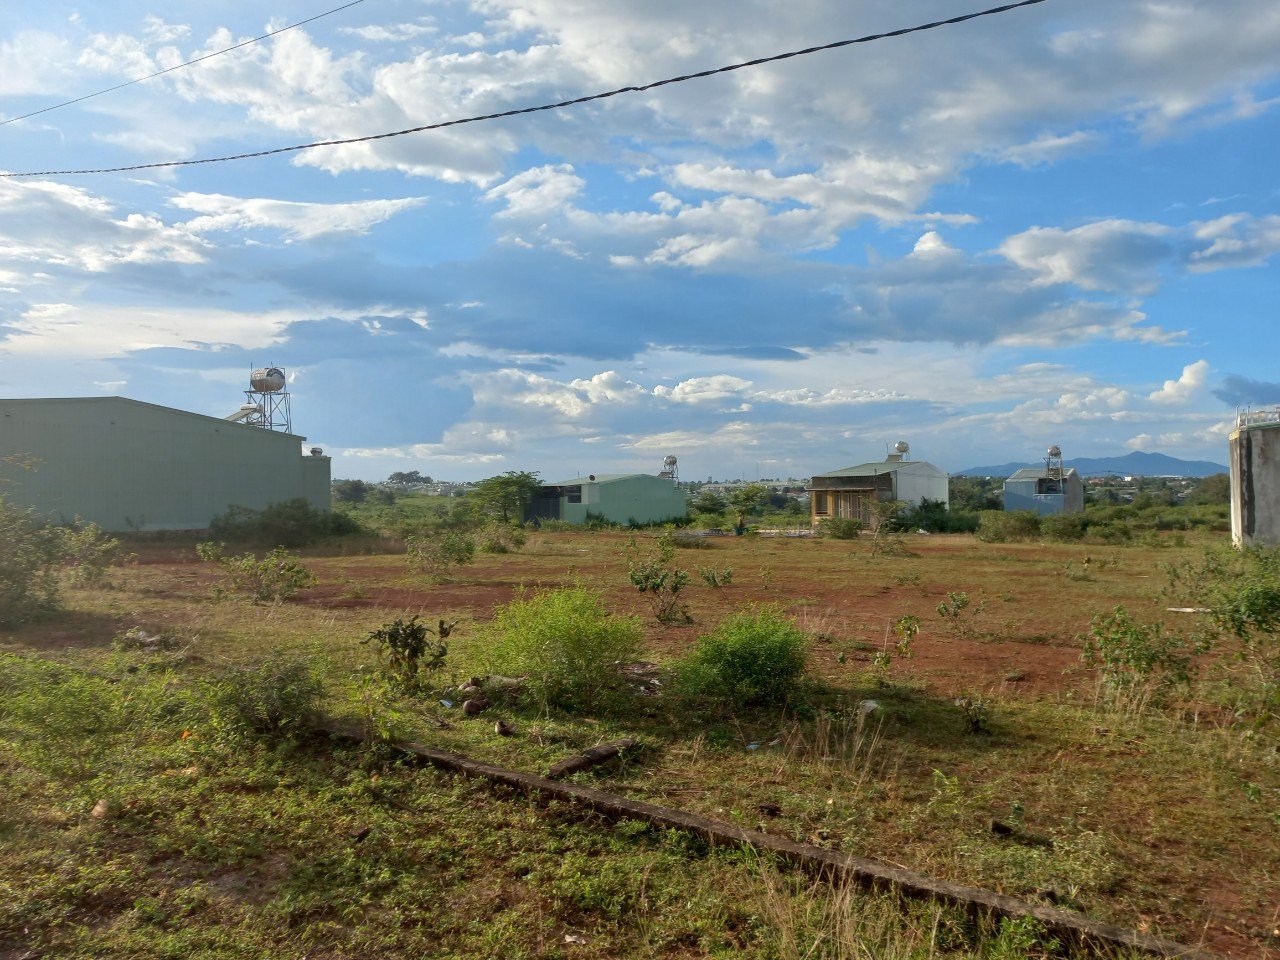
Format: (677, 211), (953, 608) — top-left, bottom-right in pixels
(250, 367), (286, 393)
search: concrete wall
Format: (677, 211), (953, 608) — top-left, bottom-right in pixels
(0, 397), (331, 531)
(890, 463), (950, 509)
(556, 475), (687, 526)
(1231, 421), (1280, 547)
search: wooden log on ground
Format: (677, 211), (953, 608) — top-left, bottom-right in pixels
(313, 720), (1219, 960)
(546, 739), (638, 779)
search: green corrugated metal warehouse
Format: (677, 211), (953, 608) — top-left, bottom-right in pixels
(0, 397), (331, 532)
(529, 474), (686, 526)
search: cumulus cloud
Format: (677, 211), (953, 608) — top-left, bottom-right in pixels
(1213, 374), (1280, 406)
(1000, 220), (1175, 295)
(1149, 360), (1210, 405)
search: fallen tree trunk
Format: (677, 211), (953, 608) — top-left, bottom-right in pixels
(314, 720), (1218, 960)
(546, 738), (638, 779)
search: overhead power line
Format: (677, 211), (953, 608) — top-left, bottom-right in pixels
(0, 0), (367, 127)
(1, 0), (1050, 179)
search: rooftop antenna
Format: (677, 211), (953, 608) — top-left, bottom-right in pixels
(658, 454), (679, 484)
(226, 365), (292, 432)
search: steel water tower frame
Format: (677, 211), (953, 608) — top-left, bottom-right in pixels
(241, 366), (292, 433)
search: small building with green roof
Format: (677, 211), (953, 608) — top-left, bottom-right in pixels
(529, 473), (687, 526)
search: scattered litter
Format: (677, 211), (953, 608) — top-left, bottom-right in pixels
(1165, 607), (1211, 614)
(564, 934), (588, 945)
(857, 699), (882, 715)
(745, 742), (760, 750)
(439, 699), (454, 709)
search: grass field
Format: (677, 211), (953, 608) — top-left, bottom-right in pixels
(2, 529), (1277, 958)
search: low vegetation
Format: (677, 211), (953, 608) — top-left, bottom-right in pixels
(2, 516), (1278, 957)
(195, 542), (317, 603)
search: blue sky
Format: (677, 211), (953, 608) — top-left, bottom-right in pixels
(2, 0), (1278, 480)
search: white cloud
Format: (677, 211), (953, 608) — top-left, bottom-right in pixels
(0, 180), (207, 276)
(1188, 214), (1280, 271)
(1000, 220), (1175, 295)
(170, 192), (428, 240)
(1149, 359), (1210, 405)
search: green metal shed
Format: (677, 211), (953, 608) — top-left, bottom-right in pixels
(0, 397), (331, 531)
(529, 474), (686, 526)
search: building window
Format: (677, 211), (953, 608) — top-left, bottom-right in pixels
(814, 492), (829, 515)
(565, 485), (582, 504)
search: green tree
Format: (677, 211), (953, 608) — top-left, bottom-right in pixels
(727, 484), (769, 532)
(469, 471), (542, 523)
(1186, 473), (1230, 506)
(690, 489), (727, 515)
(332, 479), (371, 503)
(387, 470), (432, 487)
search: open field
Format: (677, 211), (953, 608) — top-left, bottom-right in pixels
(2, 530), (1278, 958)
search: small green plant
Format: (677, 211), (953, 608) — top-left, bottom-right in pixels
(1080, 606), (1198, 713)
(954, 694), (992, 733)
(891, 571), (922, 587)
(696, 565), (734, 590)
(205, 654), (324, 742)
(59, 519), (131, 587)
(484, 586), (643, 712)
(628, 533), (692, 624)
(977, 511), (1042, 543)
(361, 616), (453, 694)
(210, 498), (361, 547)
(196, 542), (317, 603)
(406, 529), (476, 581)
(1061, 558), (1095, 582)
(676, 606), (808, 708)
(871, 614), (921, 683)
(935, 591), (985, 638)
(867, 500), (907, 558)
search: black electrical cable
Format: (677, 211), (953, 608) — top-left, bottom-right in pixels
(1, 0), (1049, 179)
(0, 0), (368, 127)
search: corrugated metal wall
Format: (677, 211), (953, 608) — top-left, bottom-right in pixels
(558, 475), (686, 525)
(0, 397), (331, 531)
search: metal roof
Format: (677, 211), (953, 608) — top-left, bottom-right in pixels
(811, 459), (945, 478)
(1007, 466), (1079, 481)
(0, 396), (309, 441)
(540, 473), (654, 487)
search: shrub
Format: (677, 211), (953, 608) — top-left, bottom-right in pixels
(1165, 547), (1280, 718)
(935, 591), (985, 638)
(871, 614), (920, 683)
(696, 565), (733, 589)
(676, 607), (808, 708)
(405, 529), (475, 581)
(1080, 606), (1198, 712)
(816, 517), (862, 539)
(484, 587), (643, 712)
(361, 616), (451, 694)
(206, 654), (324, 741)
(196, 542), (317, 603)
(477, 522), (527, 554)
(60, 520), (131, 586)
(209, 498), (359, 548)
(977, 511), (1041, 543)
(0, 496), (67, 627)
(1041, 513), (1087, 542)
(1090, 520), (1133, 544)
(628, 533), (692, 624)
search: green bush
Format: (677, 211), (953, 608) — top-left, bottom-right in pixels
(196, 542), (317, 603)
(477, 522), (527, 554)
(405, 529), (476, 581)
(206, 654), (324, 741)
(484, 586), (643, 712)
(1041, 513), (1087, 542)
(816, 517), (862, 539)
(976, 510), (1042, 542)
(209, 498), (360, 548)
(361, 616), (450, 694)
(0, 495), (66, 626)
(60, 519), (131, 586)
(1080, 606), (1198, 712)
(676, 607), (808, 708)
(897, 498), (980, 533)
(628, 533), (692, 624)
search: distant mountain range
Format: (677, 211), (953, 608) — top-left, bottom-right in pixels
(955, 451), (1228, 478)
